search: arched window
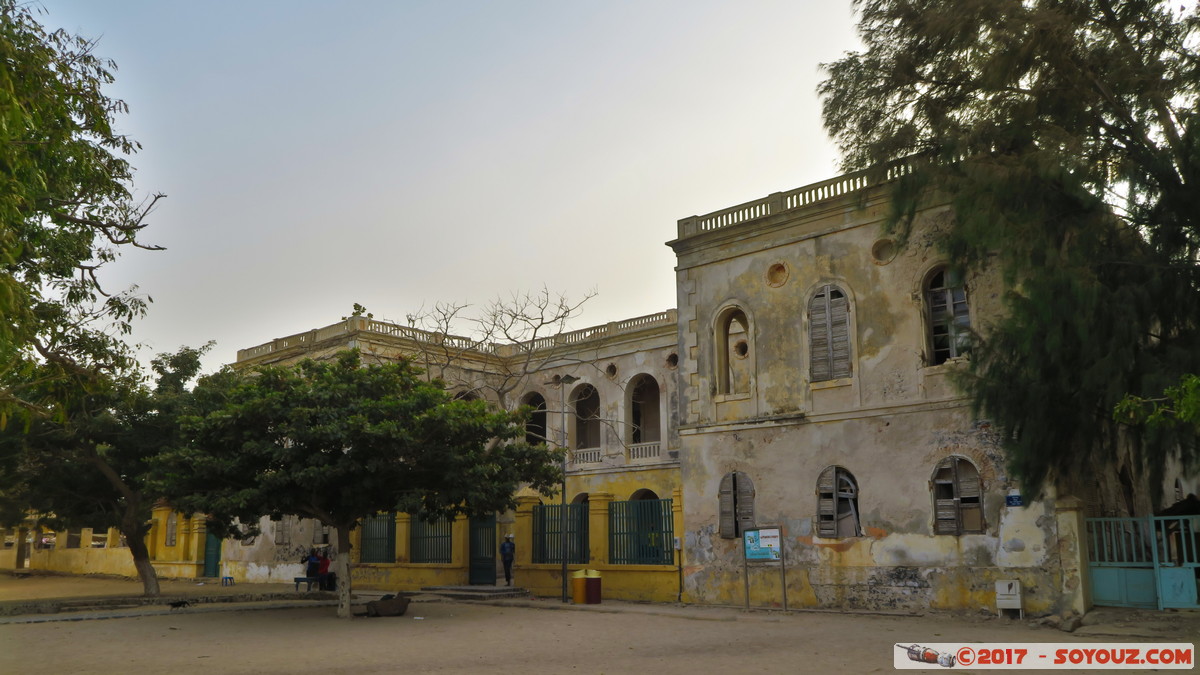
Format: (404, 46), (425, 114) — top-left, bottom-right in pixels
(521, 392), (547, 446)
(571, 384), (601, 450)
(816, 466), (861, 538)
(932, 456), (983, 534)
(715, 307), (751, 394)
(925, 267), (970, 365)
(809, 284), (851, 381)
(718, 471), (755, 539)
(628, 374), (661, 445)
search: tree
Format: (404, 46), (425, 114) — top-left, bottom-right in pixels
(820, 0), (1200, 497)
(1, 1), (163, 419)
(401, 287), (597, 410)
(165, 350), (562, 618)
(0, 345), (211, 596)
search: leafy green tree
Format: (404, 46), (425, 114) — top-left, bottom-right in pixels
(165, 350), (561, 618)
(1, 1), (163, 419)
(0, 345), (211, 596)
(820, 0), (1200, 497)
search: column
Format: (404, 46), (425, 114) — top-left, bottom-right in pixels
(588, 492), (614, 566)
(1055, 496), (1091, 616)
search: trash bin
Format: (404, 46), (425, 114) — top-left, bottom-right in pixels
(571, 569), (587, 604)
(584, 569), (601, 604)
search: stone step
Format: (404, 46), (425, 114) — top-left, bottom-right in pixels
(419, 586), (529, 601)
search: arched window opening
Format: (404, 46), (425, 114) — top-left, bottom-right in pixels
(522, 392), (547, 446)
(630, 488), (659, 501)
(932, 456), (983, 534)
(809, 284), (852, 381)
(571, 384), (601, 451)
(628, 374), (661, 445)
(925, 267), (971, 365)
(718, 471), (755, 539)
(716, 308), (751, 394)
(817, 467), (861, 538)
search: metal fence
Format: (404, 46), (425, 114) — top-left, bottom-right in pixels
(359, 512), (396, 564)
(532, 503), (589, 564)
(410, 516), (453, 563)
(609, 499), (674, 565)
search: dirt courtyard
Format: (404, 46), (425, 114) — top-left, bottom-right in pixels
(2, 599), (1194, 674)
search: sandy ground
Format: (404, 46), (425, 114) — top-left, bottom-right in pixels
(1, 573), (1196, 674)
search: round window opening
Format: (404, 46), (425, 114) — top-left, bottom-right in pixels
(666, 353), (679, 369)
(733, 340), (749, 359)
(871, 238), (897, 265)
(605, 363), (618, 378)
(766, 262), (789, 287)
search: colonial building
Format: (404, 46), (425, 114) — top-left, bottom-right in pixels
(8, 167), (1195, 612)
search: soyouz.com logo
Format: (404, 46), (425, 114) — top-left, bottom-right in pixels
(894, 642), (1195, 669)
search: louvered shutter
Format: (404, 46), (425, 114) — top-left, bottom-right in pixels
(735, 473), (756, 535)
(932, 457), (984, 534)
(718, 473), (736, 539)
(809, 290), (831, 382)
(957, 460), (983, 533)
(811, 285), (852, 382)
(829, 289), (852, 379)
(816, 467), (837, 537)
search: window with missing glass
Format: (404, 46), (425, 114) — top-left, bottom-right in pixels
(816, 466), (861, 538)
(932, 456), (983, 534)
(925, 267), (971, 365)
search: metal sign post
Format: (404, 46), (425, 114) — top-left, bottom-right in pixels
(743, 527), (783, 610)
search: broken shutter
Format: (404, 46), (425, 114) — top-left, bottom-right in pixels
(718, 473), (736, 539)
(932, 457), (983, 534)
(810, 285), (851, 382)
(817, 466), (837, 537)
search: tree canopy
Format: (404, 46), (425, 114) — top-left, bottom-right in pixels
(165, 350), (562, 617)
(0, 345), (210, 596)
(820, 0), (1200, 498)
(1, 1), (162, 419)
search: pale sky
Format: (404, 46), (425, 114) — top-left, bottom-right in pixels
(41, 1), (862, 374)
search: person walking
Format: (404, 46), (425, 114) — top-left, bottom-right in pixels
(500, 533), (515, 586)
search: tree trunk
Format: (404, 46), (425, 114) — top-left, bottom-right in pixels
(125, 525), (160, 596)
(335, 523), (353, 618)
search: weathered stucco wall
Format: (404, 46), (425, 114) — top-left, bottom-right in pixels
(670, 186), (1061, 613)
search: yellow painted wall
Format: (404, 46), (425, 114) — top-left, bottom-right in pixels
(26, 510), (209, 580)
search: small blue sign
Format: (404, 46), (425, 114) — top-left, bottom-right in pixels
(743, 528), (781, 561)
(1005, 490), (1023, 507)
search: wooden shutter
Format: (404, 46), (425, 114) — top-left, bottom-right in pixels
(829, 289), (852, 379)
(932, 457), (984, 534)
(718, 473), (736, 539)
(816, 467), (837, 537)
(810, 285), (851, 382)
(735, 473), (756, 535)
(957, 460), (983, 533)
(809, 290), (831, 382)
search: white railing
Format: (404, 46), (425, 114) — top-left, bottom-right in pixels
(676, 159), (917, 239)
(572, 448), (602, 464)
(628, 442), (661, 461)
(238, 310), (678, 363)
(520, 310), (678, 353)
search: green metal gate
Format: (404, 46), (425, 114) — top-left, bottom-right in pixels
(469, 515), (496, 585)
(532, 503), (588, 564)
(609, 498), (673, 565)
(1086, 516), (1199, 609)
(360, 512), (396, 564)
(203, 531), (221, 578)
